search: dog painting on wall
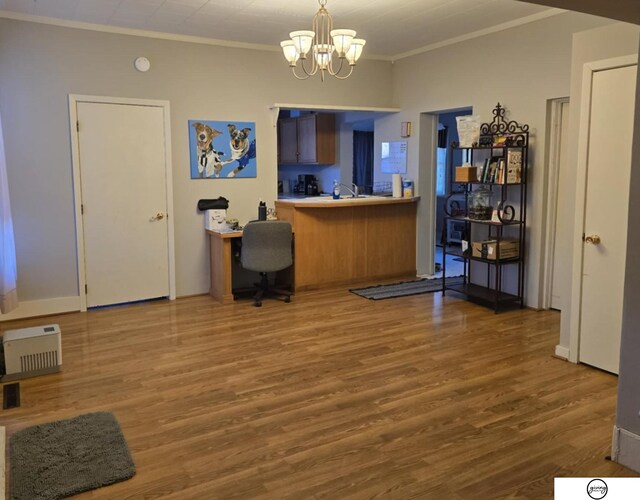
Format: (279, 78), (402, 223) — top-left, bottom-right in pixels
(188, 120), (257, 179)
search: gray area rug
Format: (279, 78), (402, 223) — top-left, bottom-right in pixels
(10, 412), (136, 500)
(350, 276), (464, 300)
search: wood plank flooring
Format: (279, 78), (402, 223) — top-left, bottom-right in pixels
(0, 287), (635, 498)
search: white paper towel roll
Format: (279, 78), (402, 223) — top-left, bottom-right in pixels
(392, 174), (403, 198)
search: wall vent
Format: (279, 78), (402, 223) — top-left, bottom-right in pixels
(20, 350), (59, 372)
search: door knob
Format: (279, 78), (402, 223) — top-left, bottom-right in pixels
(150, 212), (166, 221)
(585, 234), (601, 245)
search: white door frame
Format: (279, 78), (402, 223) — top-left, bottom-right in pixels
(540, 97), (569, 310)
(418, 112), (438, 276)
(69, 95), (176, 311)
(568, 55), (638, 363)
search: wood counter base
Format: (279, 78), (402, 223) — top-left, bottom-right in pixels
(275, 198), (418, 290)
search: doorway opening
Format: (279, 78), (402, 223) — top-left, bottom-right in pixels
(353, 119), (374, 194)
(541, 97), (570, 313)
(433, 108), (472, 278)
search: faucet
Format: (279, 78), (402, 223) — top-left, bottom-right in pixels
(339, 183), (360, 198)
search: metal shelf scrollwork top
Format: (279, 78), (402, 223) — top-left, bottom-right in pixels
(478, 103), (529, 147)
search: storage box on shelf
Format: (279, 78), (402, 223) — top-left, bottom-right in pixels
(471, 240), (519, 261)
(454, 165), (478, 182)
(442, 103), (528, 312)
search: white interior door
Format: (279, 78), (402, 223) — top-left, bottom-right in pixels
(77, 101), (170, 307)
(579, 64), (637, 374)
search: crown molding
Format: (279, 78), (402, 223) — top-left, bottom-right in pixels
(0, 10), (390, 61)
(391, 8), (567, 61)
(0, 8), (568, 62)
(0, 10), (281, 52)
(272, 103), (401, 113)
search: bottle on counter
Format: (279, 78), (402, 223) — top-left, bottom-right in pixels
(332, 180), (340, 199)
(258, 200), (267, 221)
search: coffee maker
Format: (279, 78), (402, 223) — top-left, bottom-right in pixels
(298, 174), (319, 196)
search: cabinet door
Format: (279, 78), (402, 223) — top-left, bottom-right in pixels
(297, 114), (317, 163)
(314, 114), (336, 164)
(278, 118), (298, 164)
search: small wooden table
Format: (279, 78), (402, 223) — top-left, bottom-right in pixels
(206, 230), (243, 304)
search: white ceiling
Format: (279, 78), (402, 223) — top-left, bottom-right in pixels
(0, 0), (563, 58)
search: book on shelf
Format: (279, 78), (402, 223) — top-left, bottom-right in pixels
(482, 159), (493, 183)
(497, 159), (505, 184)
(490, 162), (498, 183)
(478, 158), (489, 182)
(506, 150), (523, 183)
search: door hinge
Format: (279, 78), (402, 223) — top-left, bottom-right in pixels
(582, 233), (585, 241)
(76, 121), (80, 132)
(84, 284), (88, 294)
(81, 204), (84, 214)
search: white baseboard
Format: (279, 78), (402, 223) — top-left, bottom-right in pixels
(555, 344), (570, 359)
(0, 296), (81, 322)
(612, 425), (640, 473)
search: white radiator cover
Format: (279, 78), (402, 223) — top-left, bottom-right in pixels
(2, 324), (62, 381)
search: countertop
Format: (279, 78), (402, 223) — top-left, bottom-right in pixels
(275, 195), (419, 208)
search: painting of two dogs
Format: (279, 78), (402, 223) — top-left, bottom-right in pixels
(189, 120), (257, 179)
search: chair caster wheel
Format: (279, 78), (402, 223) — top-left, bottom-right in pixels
(254, 300), (262, 307)
(285, 296), (291, 303)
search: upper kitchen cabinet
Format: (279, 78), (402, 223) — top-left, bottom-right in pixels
(278, 113), (336, 165)
(278, 117), (298, 164)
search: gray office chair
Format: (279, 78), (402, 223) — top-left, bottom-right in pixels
(240, 221), (293, 307)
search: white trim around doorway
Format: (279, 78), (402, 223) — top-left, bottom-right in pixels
(540, 96), (569, 311)
(68, 94), (176, 312)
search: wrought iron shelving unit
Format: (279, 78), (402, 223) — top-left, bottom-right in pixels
(442, 103), (529, 312)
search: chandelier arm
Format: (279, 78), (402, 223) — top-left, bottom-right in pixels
(299, 57), (318, 77)
(291, 67), (312, 80)
(327, 56), (346, 76)
(330, 65), (354, 80)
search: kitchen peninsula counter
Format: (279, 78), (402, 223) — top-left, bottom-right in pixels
(275, 196), (419, 291)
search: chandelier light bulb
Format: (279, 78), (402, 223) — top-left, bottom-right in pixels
(289, 30), (315, 57)
(345, 39), (366, 64)
(330, 29), (355, 57)
(313, 44), (334, 69)
(280, 40), (300, 65)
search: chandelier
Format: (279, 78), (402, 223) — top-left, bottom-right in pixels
(280, 0), (366, 81)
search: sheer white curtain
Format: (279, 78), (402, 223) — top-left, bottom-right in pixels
(0, 112), (18, 313)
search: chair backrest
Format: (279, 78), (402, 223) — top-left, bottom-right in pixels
(241, 221), (293, 273)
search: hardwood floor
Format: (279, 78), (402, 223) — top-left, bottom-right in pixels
(0, 287), (635, 498)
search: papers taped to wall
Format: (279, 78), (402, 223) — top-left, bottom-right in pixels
(456, 115), (481, 147)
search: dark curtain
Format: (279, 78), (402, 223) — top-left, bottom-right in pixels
(353, 131), (374, 193)
(438, 126), (448, 148)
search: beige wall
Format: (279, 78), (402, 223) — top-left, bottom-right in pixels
(0, 18), (393, 308)
(380, 11), (613, 290)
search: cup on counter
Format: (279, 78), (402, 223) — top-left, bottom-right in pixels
(392, 174), (403, 198)
(403, 179), (414, 197)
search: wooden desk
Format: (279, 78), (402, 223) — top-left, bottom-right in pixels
(206, 230), (242, 304)
(206, 229), (295, 304)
